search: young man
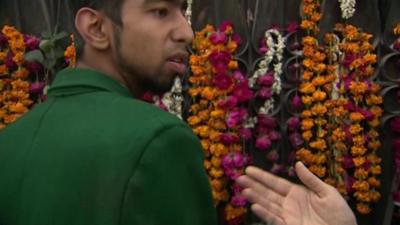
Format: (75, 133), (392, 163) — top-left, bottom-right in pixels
(0, 0), (217, 225)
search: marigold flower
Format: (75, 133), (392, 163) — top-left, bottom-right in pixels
(310, 139), (327, 151)
(302, 130), (313, 141)
(356, 203), (371, 214)
(302, 36), (318, 46)
(299, 82), (316, 94)
(4, 114), (20, 124)
(201, 139), (211, 151)
(209, 167), (224, 178)
(349, 124), (363, 134)
(367, 154), (381, 164)
(368, 119), (380, 128)
(301, 95), (314, 105)
(211, 179), (224, 191)
(204, 160), (212, 170)
(301, 119), (314, 130)
(350, 112), (365, 122)
(300, 20), (315, 31)
(308, 165), (326, 178)
(354, 191), (371, 202)
(188, 115), (202, 126)
(353, 180), (370, 192)
(367, 177), (381, 188)
(351, 143), (369, 155)
(312, 90), (327, 101)
(335, 142), (347, 152)
(224, 204), (246, 221)
(370, 165), (381, 175)
(366, 94), (382, 105)
(311, 103), (327, 116)
(0, 64), (8, 74)
(228, 60), (238, 70)
(354, 168), (369, 179)
(302, 71), (314, 80)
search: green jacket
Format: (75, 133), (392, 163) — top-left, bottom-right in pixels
(0, 68), (217, 225)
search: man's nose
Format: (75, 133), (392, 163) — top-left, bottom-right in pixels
(171, 13), (194, 45)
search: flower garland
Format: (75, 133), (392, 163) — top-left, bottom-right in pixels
(297, 0), (334, 180)
(323, 32), (348, 196)
(336, 23), (382, 214)
(250, 28), (284, 114)
(64, 34), (76, 68)
(0, 25), (76, 129)
(393, 23), (400, 51)
(338, 0), (356, 19)
(0, 26), (33, 129)
(162, 77), (184, 119)
(185, 0), (193, 25)
(187, 22), (252, 225)
(251, 28), (287, 174)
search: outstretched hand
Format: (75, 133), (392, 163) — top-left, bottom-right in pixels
(236, 162), (357, 225)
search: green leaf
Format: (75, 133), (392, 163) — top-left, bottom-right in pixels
(39, 40), (55, 52)
(43, 58), (57, 70)
(24, 50), (44, 63)
(53, 31), (68, 41)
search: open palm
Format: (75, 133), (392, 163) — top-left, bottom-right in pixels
(236, 162), (357, 225)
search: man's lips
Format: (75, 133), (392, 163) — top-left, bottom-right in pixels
(166, 52), (189, 76)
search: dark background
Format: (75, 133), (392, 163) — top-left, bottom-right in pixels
(1, 0), (399, 224)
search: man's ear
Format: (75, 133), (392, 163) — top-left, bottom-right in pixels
(74, 7), (111, 51)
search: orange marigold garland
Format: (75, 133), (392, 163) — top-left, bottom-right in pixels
(0, 26), (32, 129)
(297, 0), (382, 215)
(0, 25), (76, 129)
(392, 22), (400, 51)
(297, 0), (333, 180)
(335, 24), (382, 214)
(188, 22), (253, 225)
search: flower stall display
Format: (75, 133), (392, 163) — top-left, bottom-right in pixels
(0, 25), (75, 129)
(297, 0), (382, 215)
(187, 22), (252, 225)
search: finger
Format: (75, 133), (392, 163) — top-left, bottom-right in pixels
(245, 166), (292, 196)
(237, 175), (285, 206)
(295, 161), (330, 197)
(251, 204), (286, 225)
(242, 188), (283, 217)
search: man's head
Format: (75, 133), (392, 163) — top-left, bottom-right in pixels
(70, 0), (193, 96)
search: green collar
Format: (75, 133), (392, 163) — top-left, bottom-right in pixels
(48, 68), (133, 98)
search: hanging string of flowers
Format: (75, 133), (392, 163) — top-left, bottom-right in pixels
(338, 0), (356, 20)
(187, 22), (252, 225)
(297, 0), (334, 180)
(393, 23), (400, 51)
(323, 32), (348, 196)
(185, 0), (193, 25)
(335, 23), (382, 214)
(0, 25), (76, 129)
(250, 28), (284, 171)
(0, 25), (33, 130)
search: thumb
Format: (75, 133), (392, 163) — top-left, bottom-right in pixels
(295, 161), (330, 197)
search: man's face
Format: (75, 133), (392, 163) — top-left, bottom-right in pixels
(111, 0), (193, 95)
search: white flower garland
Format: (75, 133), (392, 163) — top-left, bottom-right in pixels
(338, 0), (356, 19)
(250, 29), (285, 114)
(185, 0), (193, 25)
(161, 77), (184, 119)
